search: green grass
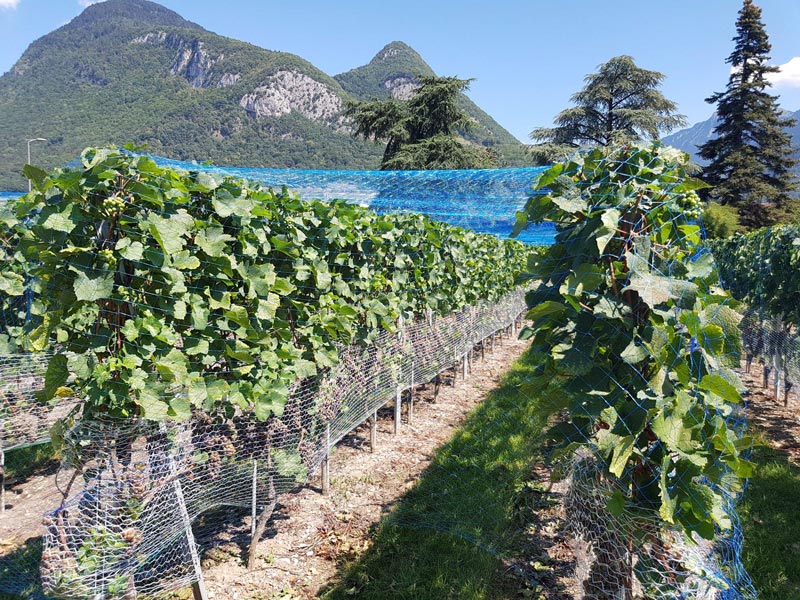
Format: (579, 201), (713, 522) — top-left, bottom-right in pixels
(320, 348), (548, 600)
(739, 440), (800, 600)
(3, 442), (59, 480)
(0, 539), (43, 600)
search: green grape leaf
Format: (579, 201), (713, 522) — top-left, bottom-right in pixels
(73, 269), (114, 301)
(698, 374), (741, 404)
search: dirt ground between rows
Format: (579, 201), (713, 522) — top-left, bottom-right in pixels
(200, 332), (532, 600)
(3, 345), (798, 600)
(738, 361), (800, 466)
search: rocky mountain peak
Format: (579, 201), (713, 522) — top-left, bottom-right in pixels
(70, 0), (204, 30)
(372, 41), (420, 64)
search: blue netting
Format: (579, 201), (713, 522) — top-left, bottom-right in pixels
(148, 156), (554, 245)
(6, 161), (556, 245)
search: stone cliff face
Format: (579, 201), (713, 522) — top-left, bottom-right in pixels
(170, 40), (217, 87)
(383, 76), (418, 101)
(218, 72), (241, 87)
(131, 31), (169, 45)
(132, 31), (239, 88)
(239, 70), (349, 131)
(132, 31), (349, 129)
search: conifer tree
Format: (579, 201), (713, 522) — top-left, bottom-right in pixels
(346, 76), (497, 170)
(529, 56), (686, 162)
(699, 0), (797, 229)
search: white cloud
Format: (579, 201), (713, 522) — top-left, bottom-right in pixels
(0, 0), (21, 10)
(78, 0), (103, 6)
(769, 57), (800, 88)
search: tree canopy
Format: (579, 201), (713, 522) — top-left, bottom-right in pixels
(529, 56), (686, 163)
(699, 0), (798, 229)
(346, 76), (498, 170)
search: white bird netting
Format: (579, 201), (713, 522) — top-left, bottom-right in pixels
(740, 310), (800, 406)
(565, 450), (749, 600)
(0, 353), (78, 452)
(0, 289), (525, 599)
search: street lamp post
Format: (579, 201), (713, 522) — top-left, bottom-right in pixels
(26, 138), (47, 192)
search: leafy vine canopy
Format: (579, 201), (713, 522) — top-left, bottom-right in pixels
(0, 146), (529, 423)
(514, 142), (753, 538)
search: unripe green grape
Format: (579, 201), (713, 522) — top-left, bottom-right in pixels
(101, 196), (125, 216)
(97, 248), (117, 267)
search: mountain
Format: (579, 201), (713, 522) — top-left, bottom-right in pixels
(336, 42), (520, 146)
(663, 110), (800, 171)
(0, 0), (377, 189)
(661, 115), (719, 165)
(0, 1), (527, 189)
(336, 42), (527, 165)
(335, 41), (434, 102)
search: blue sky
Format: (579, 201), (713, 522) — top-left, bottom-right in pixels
(2, 0), (800, 142)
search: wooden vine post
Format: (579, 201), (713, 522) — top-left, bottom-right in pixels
(369, 411), (377, 452)
(407, 360), (415, 424)
(0, 437), (5, 514)
(160, 424), (208, 600)
(321, 423), (331, 495)
(250, 459), (258, 540)
(393, 386), (401, 434)
(248, 452), (277, 571)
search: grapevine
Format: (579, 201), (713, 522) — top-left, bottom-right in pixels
(514, 142), (753, 596)
(0, 146), (531, 423)
(710, 225), (800, 403)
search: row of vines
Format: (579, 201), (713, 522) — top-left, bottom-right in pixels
(0, 147), (532, 598)
(710, 225), (800, 404)
(514, 143), (756, 598)
(0, 146), (530, 424)
(711, 225), (800, 323)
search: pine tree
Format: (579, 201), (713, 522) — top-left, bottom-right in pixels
(699, 0), (797, 229)
(529, 56), (686, 163)
(346, 76), (497, 170)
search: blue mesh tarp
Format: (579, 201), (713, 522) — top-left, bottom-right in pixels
(7, 160), (555, 245)
(150, 157), (554, 245)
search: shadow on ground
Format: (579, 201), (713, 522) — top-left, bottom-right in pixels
(318, 349), (573, 600)
(739, 442), (800, 600)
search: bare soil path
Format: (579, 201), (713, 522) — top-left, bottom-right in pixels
(739, 361), (800, 466)
(198, 333), (531, 600)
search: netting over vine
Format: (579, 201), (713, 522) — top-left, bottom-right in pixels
(28, 292), (522, 598)
(0, 353), (78, 452)
(148, 155), (554, 245)
(711, 224), (800, 407)
(507, 143), (756, 599)
(0, 144), (761, 600)
(0, 147), (531, 598)
(0, 294), (525, 598)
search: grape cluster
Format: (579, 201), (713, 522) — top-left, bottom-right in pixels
(101, 195), (126, 217)
(96, 248), (117, 267)
(671, 191), (703, 221)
